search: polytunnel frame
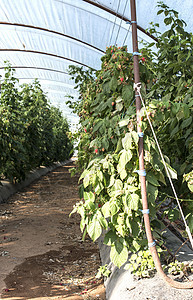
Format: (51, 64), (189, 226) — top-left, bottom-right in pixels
(0, 0), (159, 121)
(0, 0), (158, 74)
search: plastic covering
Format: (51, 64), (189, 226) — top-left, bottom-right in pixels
(0, 0), (192, 128)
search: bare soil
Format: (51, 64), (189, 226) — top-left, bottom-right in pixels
(0, 161), (105, 300)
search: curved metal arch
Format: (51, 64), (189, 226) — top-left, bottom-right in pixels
(83, 0), (158, 42)
(0, 65), (69, 75)
(0, 49), (96, 69)
(18, 77), (76, 87)
(0, 22), (105, 54)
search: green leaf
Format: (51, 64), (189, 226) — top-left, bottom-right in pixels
(183, 104), (190, 118)
(187, 214), (193, 232)
(132, 240), (141, 251)
(131, 131), (139, 146)
(104, 230), (117, 246)
(108, 175), (115, 188)
(102, 202), (111, 218)
(85, 199), (96, 210)
(115, 137), (123, 153)
(116, 102), (123, 111)
(118, 149), (132, 170)
(110, 240), (128, 268)
(93, 120), (103, 133)
(110, 201), (119, 215)
(122, 133), (132, 150)
(119, 169), (127, 180)
(164, 17), (172, 25)
(146, 173), (160, 186)
(130, 219), (140, 237)
(125, 184), (138, 192)
(114, 179), (123, 191)
(170, 124), (179, 138)
(181, 116), (192, 130)
(122, 85), (133, 102)
(127, 193), (140, 211)
(147, 183), (158, 203)
(187, 182), (193, 192)
(87, 216), (102, 241)
(118, 118), (130, 127)
(97, 211), (108, 229)
(165, 163), (178, 179)
(109, 76), (118, 91)
(83, 173), (90, 188)
(157, 9), (164, 15)
(84, 191), (95, 201)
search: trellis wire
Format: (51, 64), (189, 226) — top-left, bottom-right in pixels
(114, 0), (129, 45)
(109, 0), (121, 46)
(136, 84), (193, 250)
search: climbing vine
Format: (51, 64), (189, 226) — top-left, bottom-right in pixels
(69, 2), (193, 271)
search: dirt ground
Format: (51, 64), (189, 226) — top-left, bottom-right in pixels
(0, 161), (106, 300)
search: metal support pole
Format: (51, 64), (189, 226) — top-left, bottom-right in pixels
(130, 0), (154, 246)
(129, 0), (193, 289)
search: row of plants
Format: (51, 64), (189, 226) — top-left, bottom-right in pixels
(0, 63), (73, 183)
(68, 2), (193, 276)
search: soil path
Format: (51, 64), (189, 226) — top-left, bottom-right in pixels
(0, 161), (105, 300)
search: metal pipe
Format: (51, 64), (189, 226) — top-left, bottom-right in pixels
(84, 0), (158, 42)
(0, 66), (69, 75)
(0, 49), (93, 69)
(0, 22), (104, 54)
(130, 0), (154, 245)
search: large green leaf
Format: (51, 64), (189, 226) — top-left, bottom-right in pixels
(109, 76), (118, 91)
(97, 211), (108, 229)
(127, 193), (140, 211)
(104, 230), (118, 246)
(165, 162), (178, 179)
(122, 133), (132, 151)
(87, 216), (102, 241)
(147, 183), (158, 203)
(146, 172), (160, 186)
(102, 202), (111, 218)
(110, 240), (128, 268)
(117, 149), (132, 173)
(122, 85), (133, 102)
(181, 116), (192, 129)
(84, 191), (95, 202)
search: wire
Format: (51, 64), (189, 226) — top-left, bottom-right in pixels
(109, 0), (121, 46)
(135, 83), (193, 250)
(122, 22), (131, 46)
(114, 0), (128, 45)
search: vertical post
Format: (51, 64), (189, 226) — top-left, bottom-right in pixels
(128, 0), (193, 289)
(130, 0), (154, 246)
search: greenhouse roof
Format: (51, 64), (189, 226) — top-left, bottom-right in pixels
(0, 0), (192, 128)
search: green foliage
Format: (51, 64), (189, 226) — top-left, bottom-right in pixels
(168, 260), (185, 275)
(168, 260), (193, 276)
(96, 264), (111, 279)
(69, 2), (193, 272)
(124, 250), (158, 278)
(0, 63), (73, 183)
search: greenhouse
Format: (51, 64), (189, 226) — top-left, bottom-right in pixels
(0, 0), (193, 299)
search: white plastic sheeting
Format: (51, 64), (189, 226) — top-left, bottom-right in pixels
(0, 0), (192, 127)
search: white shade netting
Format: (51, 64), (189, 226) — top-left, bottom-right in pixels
(0, 0), (192, 127)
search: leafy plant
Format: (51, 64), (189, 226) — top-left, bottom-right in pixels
(124, 250), (160, 278)
(69, 2), (193, 272)
(0, 63), (73, 183)
(96, 264), (111, 278)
